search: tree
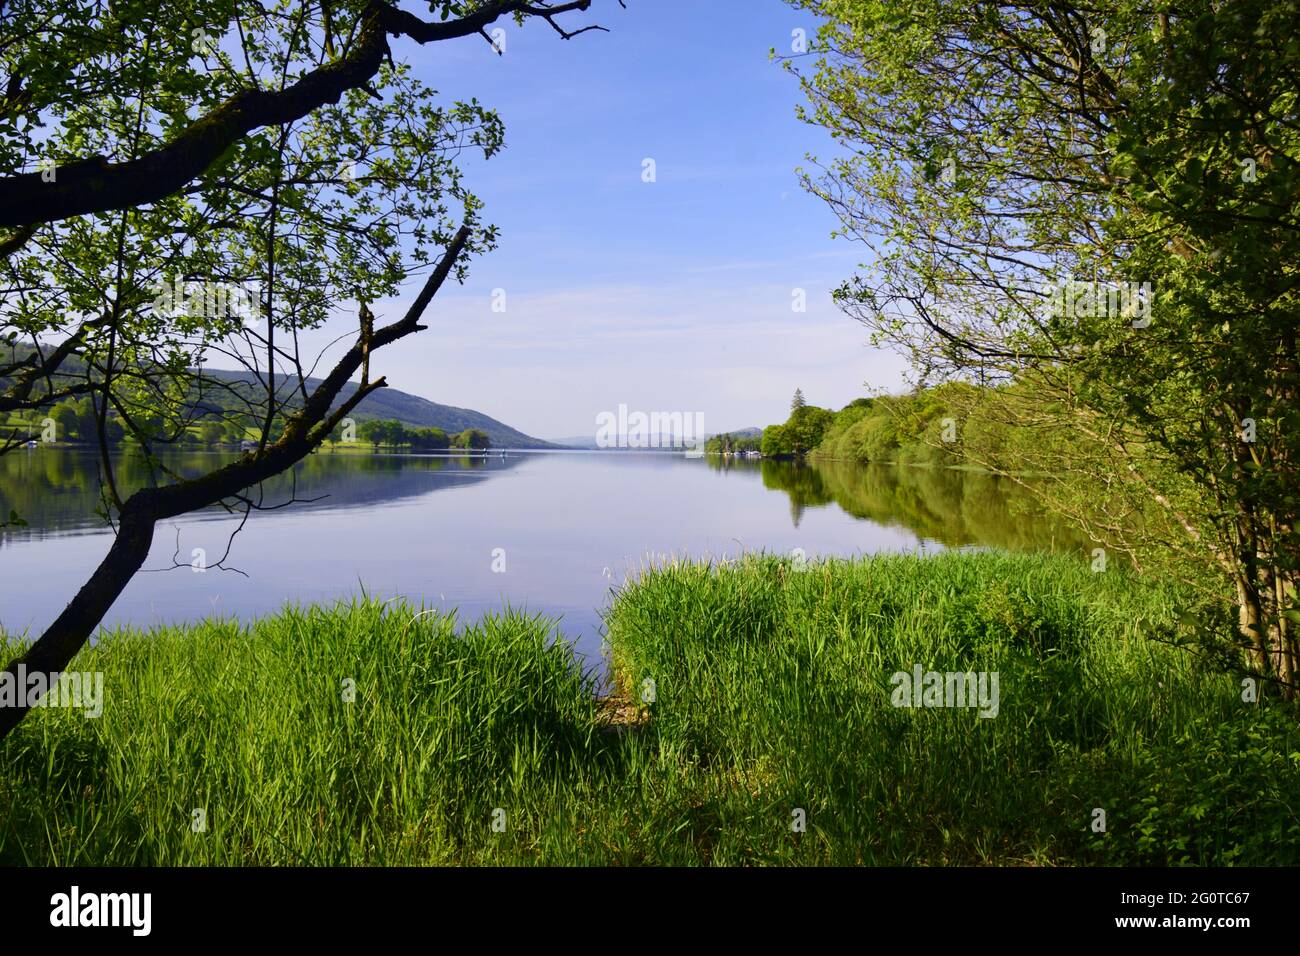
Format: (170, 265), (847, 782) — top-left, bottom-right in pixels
(200, 421), (225, 446)
(222, 417), (251, 446)
(791, 388), (806, 411)
(71, 398), (98, 441)
(410, 427), (450, 451)
(785, 405), (833, 458)
(454, 428), (489, 450)
(786, 0), (1299, 693)
(0, 0), (620, 741)
(358, 418), (409, 452)
(49, 402), (80, 443)
(761, 424), (793, 459)
(358, 419), (385, 453)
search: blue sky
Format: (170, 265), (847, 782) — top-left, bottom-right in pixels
(320, 0), (908, 440)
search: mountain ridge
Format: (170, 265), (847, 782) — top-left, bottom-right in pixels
(200, 368), (557, 449)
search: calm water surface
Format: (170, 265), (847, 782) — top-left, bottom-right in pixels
(0, 449), (1084, 664)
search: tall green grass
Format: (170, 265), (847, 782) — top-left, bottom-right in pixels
(2, 551), (1297, 865)
(0, 604), (603, 865)
(604, 551), (1300, 864)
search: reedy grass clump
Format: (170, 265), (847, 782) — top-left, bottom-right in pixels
(0, 602), (603, 865)
(603, 551), (1300, 864)
(2, 551), (1297, 865)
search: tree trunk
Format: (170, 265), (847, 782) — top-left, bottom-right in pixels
(0, 508), (155, 739)
(1270, 565), (1298, 700)
(1236, 571), (1270, 677)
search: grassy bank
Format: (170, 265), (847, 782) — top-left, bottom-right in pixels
(2, 552), (1298, 865)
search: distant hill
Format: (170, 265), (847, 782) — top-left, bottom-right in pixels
(1, 343), (555, 449)
(201, 368), (557, 449)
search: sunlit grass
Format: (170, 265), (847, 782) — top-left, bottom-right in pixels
(2, 551), (1297, 865)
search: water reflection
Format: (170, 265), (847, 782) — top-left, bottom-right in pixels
(0, 448), (517, 542)
(713, 456), (1086, 552)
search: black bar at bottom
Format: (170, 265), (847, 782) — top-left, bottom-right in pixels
(0, 866), (1280, 943)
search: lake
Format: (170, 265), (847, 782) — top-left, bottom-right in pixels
(0, 448), (1085, 666)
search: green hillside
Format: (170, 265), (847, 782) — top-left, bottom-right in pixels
(198, 369), (554, 449)
(1, 344), (555, 449)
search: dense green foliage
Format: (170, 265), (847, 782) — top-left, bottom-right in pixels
(358, 418), (442, 452)
(355, 419), (488, 452)
(787, 0), (1300, 689)
(455, 428), (491, 450)
(748, 383), (1013, 469)
(761, 404), (834, 459)
(810, 390), (962, 467)
(799, 382), (1088, 474)
(43, 398), (126, 444)
(3, 553), (1294, 865)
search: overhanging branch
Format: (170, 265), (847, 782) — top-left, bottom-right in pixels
(0, 1), (608, 229)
